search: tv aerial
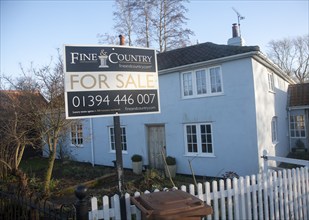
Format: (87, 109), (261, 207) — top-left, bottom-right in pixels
(232, 7), (245, 36)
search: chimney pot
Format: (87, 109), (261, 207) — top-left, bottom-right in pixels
(232, 23), (240, 38)
(119, 35), (125, 45)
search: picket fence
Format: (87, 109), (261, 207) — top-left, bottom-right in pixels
(89, 167), (309, 220)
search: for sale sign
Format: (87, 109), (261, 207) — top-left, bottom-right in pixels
(64, 45), (160, 119)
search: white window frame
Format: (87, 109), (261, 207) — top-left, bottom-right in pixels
(71, 122), (83, 147)
(290, 115), (306, 138)
(184, 123), (214, 156)
(109, 126), (128, 153)
(181, 66), (223, 99)
(268, 72), (275, 92)
(271, 116), (278, 144)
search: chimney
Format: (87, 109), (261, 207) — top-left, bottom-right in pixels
(119, 35), (125, 46)
(232, 23), (240, 38)
(227, 23), (245, 46)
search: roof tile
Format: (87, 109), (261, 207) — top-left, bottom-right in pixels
(157, 42), (260, 71)
(288, 83), (309, 107)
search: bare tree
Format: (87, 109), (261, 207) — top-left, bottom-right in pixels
(0, 88), (44, 193)
(113, 0), (137, 46)
(1, 50), (75, 196)
(31, 51), (74, 196)
(98, 0), (193, 51)
(134, 0), (155, 48)
(267, 35), (309, 83)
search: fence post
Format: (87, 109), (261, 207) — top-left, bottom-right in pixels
(262, 149), (268, 173)
(75, 185), (88, 220)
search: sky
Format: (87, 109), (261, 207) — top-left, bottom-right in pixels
(1, 0), (308, 81)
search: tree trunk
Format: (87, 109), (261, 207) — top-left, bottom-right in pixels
(43, 150), (56, 196)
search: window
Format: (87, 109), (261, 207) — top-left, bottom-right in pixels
(185, 123), (213, 155)
(181, 66), (223, 98)
(271, 117), (278, 143)
(71, 122), (83, 146)
(110, 127), (127, 152)
(290, 115), (306, 138)
(183, 72), (193, 96)
(268, 72), (275, 92)
(196, 70), (207, 94)
(210, 67), (222, 93)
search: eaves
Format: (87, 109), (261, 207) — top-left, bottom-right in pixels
(288, 105), (309, 110)
(252, 52), (295, 84)
(158, 51), (260, 75)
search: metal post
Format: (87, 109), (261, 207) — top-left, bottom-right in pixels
(75, 185), (88, 220)
(114, 114), (124, 193)
(113, 34), (126, 220)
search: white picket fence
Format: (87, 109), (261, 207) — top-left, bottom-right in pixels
(89, 166), (309, 220)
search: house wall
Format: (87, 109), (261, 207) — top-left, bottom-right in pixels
(251, 59), (290, 170)
(67, 57), (264, 177)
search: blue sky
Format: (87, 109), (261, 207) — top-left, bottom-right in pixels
(1, 0), (308, 80)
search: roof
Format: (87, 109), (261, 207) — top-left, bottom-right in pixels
(0, 90), (47, 111)
(157, 42), (260, 71)
(288, 83), (309, 107)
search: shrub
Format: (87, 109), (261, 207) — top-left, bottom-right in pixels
(166, 156), (176, 165)
(295, 139), (305, 149)
(131, 154), (142, 162)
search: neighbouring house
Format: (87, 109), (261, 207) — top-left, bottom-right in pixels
(61, 24), (296, 177)
(0, 90), (46, 158)
(287, 83), (309, 151)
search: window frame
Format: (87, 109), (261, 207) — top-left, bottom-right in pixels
(70, 122), (83, 147)
(184, 123), (214, 156)
(109, 126), (128, 153)
(290, 115), (306, 138)
(181, 66), (223, 99)
(271, 116), (278, 144)
(268, 71), (275, 92)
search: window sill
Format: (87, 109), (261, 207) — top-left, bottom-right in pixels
(71, 144), (83, 148)
(109, 150), (128, 154)
(184, 153), (216, 158)
(182, 93), (224, 100)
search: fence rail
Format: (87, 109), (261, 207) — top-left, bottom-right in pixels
(89, 167), (309, 220)
(0, 190), (76, 220)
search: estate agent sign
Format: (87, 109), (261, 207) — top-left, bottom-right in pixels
(64, 45), (160, 119)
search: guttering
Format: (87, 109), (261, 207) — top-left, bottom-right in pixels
(158, 50), (295, 85)
(288, 105), (309, 110)
(158, 51), (260, 75)
(252, 51), (295, 84)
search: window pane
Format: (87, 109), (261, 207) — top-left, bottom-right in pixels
(110, 127), (127, 151)
(183, 73), (193, 96)
(210, 67), (222, 93)
(71, 123), (83, 146)
(196, 70), (207, 95)
(186, 125), (197, 153)
(200, 124), (212, 153)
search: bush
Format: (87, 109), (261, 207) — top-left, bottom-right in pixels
(166, 156), (176, 165)
(131, 154), (142, 162)
(295, 139), (305, 149)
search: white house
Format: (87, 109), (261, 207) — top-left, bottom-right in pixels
(64, 28), (295, 177)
